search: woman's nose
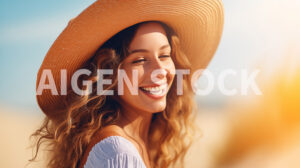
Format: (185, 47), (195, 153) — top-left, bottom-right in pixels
(155, 68), (167, 79)
(150, 59), (168, 81)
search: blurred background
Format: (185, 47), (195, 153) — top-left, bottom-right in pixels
(0, 0), (299, 167)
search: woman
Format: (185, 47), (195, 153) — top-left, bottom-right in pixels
(29, 1), (224, 168)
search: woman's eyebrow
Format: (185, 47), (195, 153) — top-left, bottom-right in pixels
(128, 44), (171, 55)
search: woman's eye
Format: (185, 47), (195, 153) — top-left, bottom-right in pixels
(159, 55), (171, 59)
(132, 58), (146, 64)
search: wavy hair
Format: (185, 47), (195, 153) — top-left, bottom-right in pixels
(29, 21), (197, 168)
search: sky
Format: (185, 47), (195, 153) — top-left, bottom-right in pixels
(0, 0), (299, 114)
(0, 0), (95, 111)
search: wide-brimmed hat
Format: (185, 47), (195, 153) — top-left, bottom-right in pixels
(36, 0), (224, 119)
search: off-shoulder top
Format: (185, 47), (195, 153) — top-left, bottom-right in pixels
(83, 136), (147, 168)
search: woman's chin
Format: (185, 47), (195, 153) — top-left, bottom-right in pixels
(144, 102), (167, 113)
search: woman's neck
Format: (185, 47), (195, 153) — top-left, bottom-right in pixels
(117, 105), (153, 145)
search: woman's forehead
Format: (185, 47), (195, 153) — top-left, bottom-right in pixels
(129, 23), (169, 47)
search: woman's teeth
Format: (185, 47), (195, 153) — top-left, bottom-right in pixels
(140, 84), (168, 95)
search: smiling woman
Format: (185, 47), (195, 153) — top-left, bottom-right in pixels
(83, 21), (194, 168)
(118, 22), (176, 114)
(32, 20), (197, 168)
(29, 1), (224, 168)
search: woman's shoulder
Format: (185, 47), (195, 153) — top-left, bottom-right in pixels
(91, 135), (140, 157)
(82, 125), (146, 168)
(87, 125), (136, 156)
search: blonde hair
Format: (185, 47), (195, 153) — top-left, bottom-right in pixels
(29, 21), (197, 168)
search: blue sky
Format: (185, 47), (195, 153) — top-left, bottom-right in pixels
(0, 0), (95, 110)
(1, 0), (299, 113)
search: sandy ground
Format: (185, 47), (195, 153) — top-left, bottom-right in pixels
(0, 105), (228, 168)
(0, 105), (227, 168)
(1, 105), (300, 168)
(0, 106), (46, 168)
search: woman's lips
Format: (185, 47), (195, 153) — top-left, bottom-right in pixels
(139, 83), (168, 99)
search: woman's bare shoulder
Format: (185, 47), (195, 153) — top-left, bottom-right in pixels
(98, 124), (126, 138)
(84, 125), (145, 166)
(92, 125), (141, 157)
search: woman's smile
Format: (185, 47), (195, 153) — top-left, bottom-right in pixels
(139, 82), (169, 99)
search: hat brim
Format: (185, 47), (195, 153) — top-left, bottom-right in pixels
(36, 0), (224, 118)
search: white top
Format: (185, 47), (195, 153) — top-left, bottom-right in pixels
(83, 136), (147, 168)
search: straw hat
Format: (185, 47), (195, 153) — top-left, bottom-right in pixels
(36, 0), (224, 119)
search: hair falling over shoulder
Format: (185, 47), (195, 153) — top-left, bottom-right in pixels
(28, 21), (197, 168)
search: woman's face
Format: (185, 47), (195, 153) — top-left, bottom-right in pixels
(118, 22), (175, 114)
